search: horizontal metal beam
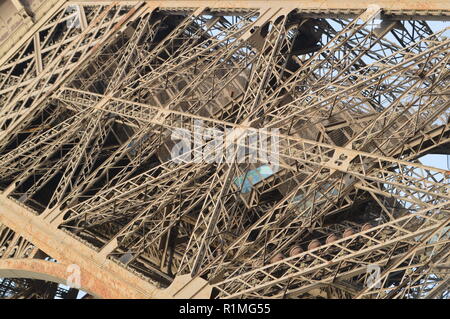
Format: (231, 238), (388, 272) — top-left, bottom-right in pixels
(71, 0), (450, 18)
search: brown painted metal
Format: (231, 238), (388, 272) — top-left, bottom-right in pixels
(0, 0), (448, 299)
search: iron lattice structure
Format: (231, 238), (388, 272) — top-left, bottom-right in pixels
(0, 0), (449, 299)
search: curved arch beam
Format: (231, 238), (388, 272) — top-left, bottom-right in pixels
(0, 259), (213, 299)
(0, 258), (102, 298)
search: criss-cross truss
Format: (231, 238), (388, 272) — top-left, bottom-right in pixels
(0, 1), (449, 299)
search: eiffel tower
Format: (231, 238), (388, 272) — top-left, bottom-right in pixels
(0, 0), (449, 299)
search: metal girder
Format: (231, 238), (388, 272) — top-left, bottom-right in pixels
(72, 1), (450, 18)
(0, 1), (448, 299)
